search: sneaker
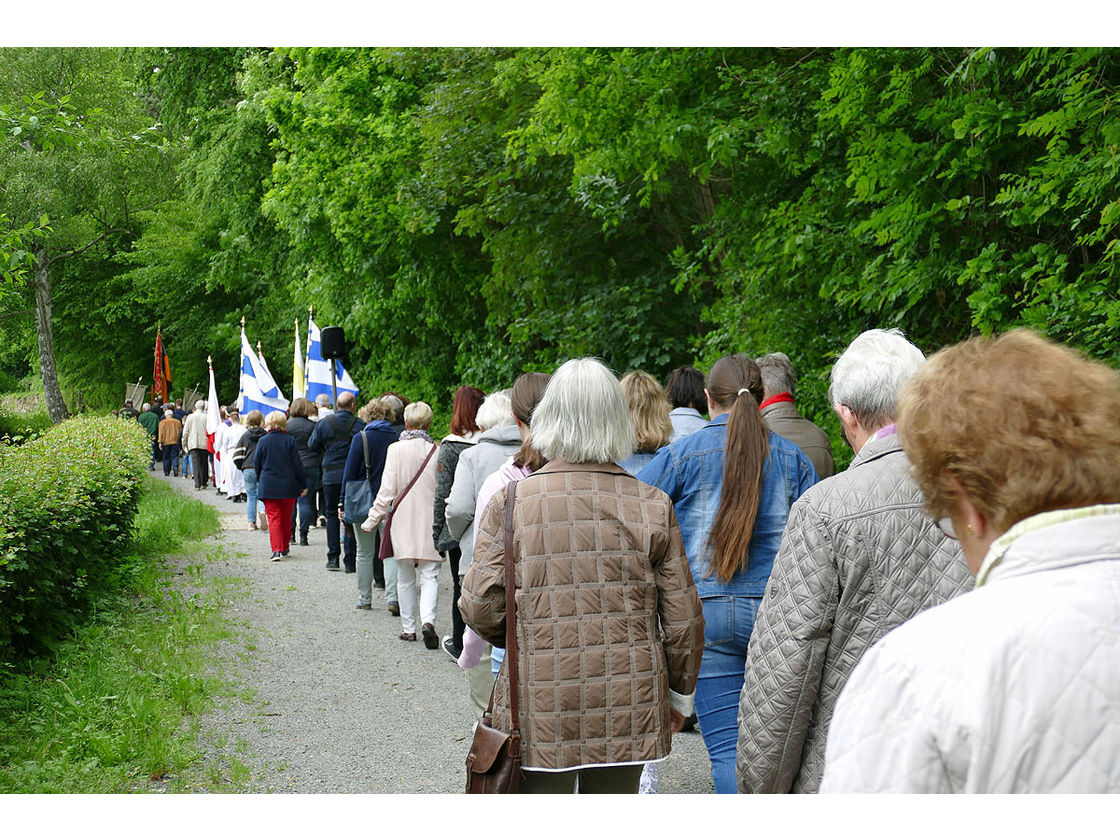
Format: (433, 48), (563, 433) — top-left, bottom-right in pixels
(299, 535), (309, 547)
(281, 549), (290, 557)
(256, 509), (268, 530)
(318, 516), (327, 527)
(422, 623), (439, 650)
(441, 636), (461, 661)
(270, 551), (282, 562)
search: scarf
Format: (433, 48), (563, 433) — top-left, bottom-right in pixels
(399, 429), (434, 444)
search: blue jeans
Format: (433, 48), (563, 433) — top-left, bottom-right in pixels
(695, 595), (760, 794)
(243, 468), (259, 524)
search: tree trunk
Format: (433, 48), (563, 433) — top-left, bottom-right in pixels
(32, 246), (69, 423)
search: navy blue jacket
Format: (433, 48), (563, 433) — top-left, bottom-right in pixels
(254, 429), (306, 499)
(308, 410), (362, 484)
(340, 420), (398, 509)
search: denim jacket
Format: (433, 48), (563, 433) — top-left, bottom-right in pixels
(637, 414), (818, 598)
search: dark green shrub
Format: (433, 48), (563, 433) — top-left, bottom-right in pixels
(0, 415), (149, 664)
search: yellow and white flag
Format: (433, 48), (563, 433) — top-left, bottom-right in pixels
(292, 318), (307, 400)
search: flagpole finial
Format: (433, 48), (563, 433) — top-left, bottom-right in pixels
(241, 315), (246, 328)
(308, 304), (314, 316)
(257, 340), (262, 354)
(207, 355), (212, 365)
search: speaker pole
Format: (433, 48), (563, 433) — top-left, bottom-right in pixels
(331, 360), (338, 409)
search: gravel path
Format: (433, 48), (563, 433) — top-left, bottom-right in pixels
(160, 471), (716, 794)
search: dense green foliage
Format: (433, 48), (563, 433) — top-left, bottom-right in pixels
(2, 48), (1118, 442)
(0, 478), (232, 792)
(0, 415), (149, 663)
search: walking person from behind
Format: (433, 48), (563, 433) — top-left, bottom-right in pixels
(821, 330), (1120, 793)
(756, 352), (835, 479)
(638, 354), (818, 793)
(736, 329), (970, 794)
(362, 401), (441, 646)
(343, 399), (399, 614)
(461, 358), (705, 794)
(232, 410), (267, 530)
(309, 391), (362, 572)
(181, 400), (211, 490)
(286, 397), (323, 546)
(157, 409), (182, 477)
(254, 410), (306, 561)
(432, 386), (485, 659)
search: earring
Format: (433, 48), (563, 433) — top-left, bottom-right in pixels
(966, 523), (975, 535)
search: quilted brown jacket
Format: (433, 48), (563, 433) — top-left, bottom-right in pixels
(735, 433), (971, 793)
(459, 460), (705, 771)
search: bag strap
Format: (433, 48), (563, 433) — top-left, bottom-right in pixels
(391, 442), (437, 512)
(503, 481), (520, 735)
(360, 431), (371, 481)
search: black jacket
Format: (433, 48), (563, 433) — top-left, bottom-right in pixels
(232, 426), (267, 470)
(308, 409), (362, 484)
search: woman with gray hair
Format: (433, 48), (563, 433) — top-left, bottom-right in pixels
(460, 358), (705, 794)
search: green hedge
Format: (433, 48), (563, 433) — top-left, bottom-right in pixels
(0, 415), (149, 664)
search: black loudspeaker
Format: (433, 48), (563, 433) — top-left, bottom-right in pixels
(320, 326), (345, 360)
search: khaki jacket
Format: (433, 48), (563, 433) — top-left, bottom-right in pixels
(460, 460), (705, 771)
(761, 401), (835, 479)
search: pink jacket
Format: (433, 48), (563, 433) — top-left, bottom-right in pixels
(365, 437), (441, 562)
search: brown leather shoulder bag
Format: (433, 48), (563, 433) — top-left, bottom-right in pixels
(465, 480), (522, 794)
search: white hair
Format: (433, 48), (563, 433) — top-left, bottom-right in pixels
(315, 393), (331, 407)
(195, 400), (206, 411)
(829, 328), (926, 428)
(142, 402), (151, 411)
(475, 391), (513, 430)
(530, 358), (636, 464)
(403, 400), (432, 429)
(164, 410), (174, 418)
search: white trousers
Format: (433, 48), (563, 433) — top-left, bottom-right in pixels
(396, 558), (440, 634)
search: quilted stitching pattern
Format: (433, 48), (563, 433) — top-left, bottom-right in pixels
(735, 435), (971, 793)
(821, 512), (1120, 793)
(460, 461), (705, 770)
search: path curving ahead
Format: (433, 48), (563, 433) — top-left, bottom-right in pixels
(158, 472), (715, 794)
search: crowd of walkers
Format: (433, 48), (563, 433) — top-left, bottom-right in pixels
(120, 327), (1120, 794)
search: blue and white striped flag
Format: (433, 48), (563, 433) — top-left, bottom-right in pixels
(306, 317), (359, 405)
(238, 328), (290, 417)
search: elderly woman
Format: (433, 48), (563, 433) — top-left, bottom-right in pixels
(361, 401), (441, 646)
(343, 399), (399, 613)
(254, 410), (307, 561)
(617, 369), (673, 475)
(461, 358), (705, 794)
(821, 330), (1120, 793)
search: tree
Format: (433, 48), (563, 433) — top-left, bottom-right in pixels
(0, 48), (172, 421)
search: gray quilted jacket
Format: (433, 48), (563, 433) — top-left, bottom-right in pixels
(735, 432), (971, 793)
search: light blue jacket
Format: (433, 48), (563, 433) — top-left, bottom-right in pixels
(637, 414), (818, 598)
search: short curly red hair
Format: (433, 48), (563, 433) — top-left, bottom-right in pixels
(897, 329), (1120, 533)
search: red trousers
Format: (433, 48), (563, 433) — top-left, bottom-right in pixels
(263, 497), (296, 553)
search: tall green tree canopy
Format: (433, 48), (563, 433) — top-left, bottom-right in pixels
(1, 47), (1117, 453)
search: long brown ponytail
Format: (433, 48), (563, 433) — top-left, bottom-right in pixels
(706, 354), (769, 582)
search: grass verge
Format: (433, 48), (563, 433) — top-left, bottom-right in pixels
(0, 477), (246, 793)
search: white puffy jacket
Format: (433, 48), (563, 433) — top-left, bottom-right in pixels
(820, 504), (1120, 794)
